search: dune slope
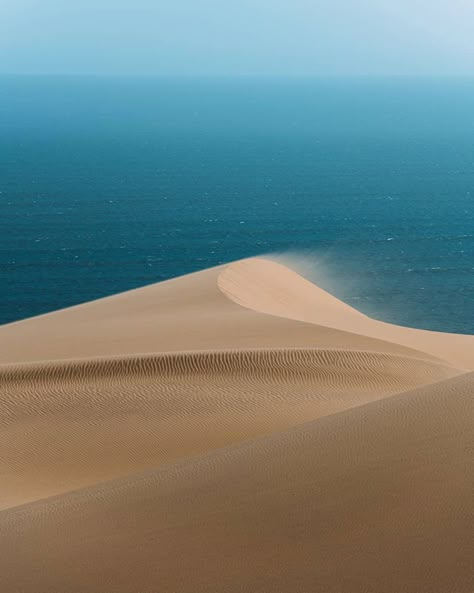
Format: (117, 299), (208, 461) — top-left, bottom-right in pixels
(1, 372), (473, 593)
(0, 258), (463, 365)
(219, 257), (474, 369)
(0, 256), (473, 592)
(0, 348), (460, 510)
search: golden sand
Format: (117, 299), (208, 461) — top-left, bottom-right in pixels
(0, 257), (473, 592)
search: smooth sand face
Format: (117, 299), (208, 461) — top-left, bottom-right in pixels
(0, 257), (473, 592)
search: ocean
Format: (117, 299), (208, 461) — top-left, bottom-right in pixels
(1, 76), (473, 332)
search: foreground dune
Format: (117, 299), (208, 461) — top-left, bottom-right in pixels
(2, 372), (473, 593)
(0, 257), (473, 592)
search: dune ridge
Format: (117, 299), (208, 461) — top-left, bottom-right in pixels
(218, 257), (474, 369)
(1, 346), (460, 387)
(0, 258), (461, 366)
(0, 256), (473, 592)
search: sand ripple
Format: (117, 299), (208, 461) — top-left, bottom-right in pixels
(0, 348), (459, 510)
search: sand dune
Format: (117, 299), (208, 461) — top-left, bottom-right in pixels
(0, 258), (462, 365)
(0, 256), (473, 592)
(1, 371), (473, 593)
(0, 348), (460, 510)
(219, 257), (474, 369)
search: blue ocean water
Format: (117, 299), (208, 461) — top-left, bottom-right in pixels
(1, 76), (473, 332)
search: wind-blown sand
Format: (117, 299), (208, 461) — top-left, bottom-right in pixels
(0, 257), (473, 592)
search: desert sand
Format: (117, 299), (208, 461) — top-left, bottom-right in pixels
(0, 256), (473, 592)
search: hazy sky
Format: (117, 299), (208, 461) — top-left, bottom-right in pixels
(1, 0), (474, 76)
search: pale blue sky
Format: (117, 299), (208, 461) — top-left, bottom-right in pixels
(1, 0), (474, 76)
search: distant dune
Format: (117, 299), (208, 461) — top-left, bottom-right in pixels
(0, 257), (473, 592)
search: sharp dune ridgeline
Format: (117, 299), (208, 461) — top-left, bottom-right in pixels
(0, 256), (473, 593)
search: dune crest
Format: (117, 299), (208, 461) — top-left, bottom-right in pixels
(218, 257), (474, 369)
(0, 256), (473, 592)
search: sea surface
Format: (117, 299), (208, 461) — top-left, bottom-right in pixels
(1, 76), (473, 332)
